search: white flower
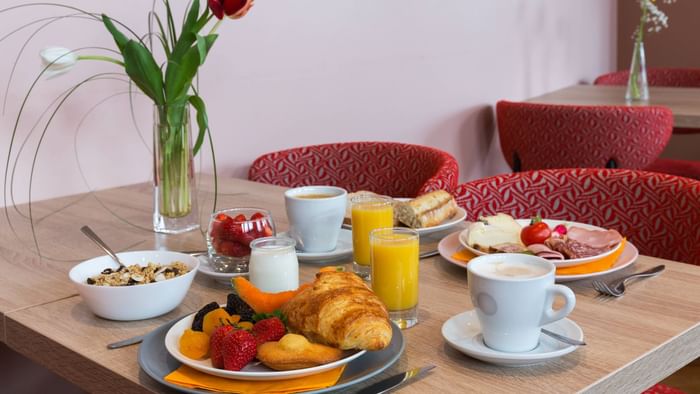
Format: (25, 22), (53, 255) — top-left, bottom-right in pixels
(39, 47), (78, 78)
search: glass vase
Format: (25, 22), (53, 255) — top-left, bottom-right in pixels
(153, 103), (199, 234)
(625, 40), (649, 102)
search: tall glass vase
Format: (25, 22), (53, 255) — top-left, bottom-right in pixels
(625, 40), (649, 102)
(153, 103), (199, 234)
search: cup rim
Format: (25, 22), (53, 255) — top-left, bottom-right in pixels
(284, 185), (347, 200)
(210, 207), (273, 223)
(350, 194), (393, 206)
(250, 236), (297, 250)
(370, 227), (419, 242)
(467, 253), (554, 282)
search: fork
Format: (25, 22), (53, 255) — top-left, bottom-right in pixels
(592, 265), (665, 297)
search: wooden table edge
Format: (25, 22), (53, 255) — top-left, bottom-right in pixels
(581, 322), (699, 393)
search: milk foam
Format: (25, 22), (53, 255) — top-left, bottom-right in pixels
(474, 261), (549, 279)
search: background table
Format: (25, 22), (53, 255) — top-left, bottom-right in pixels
(527, 84), (700, 130)
(1, 177), (699, 393)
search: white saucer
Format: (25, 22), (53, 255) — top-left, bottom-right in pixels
(195, 255), (242, 285)
(441, 310), (583, 367)
(438, 231), (639, 282)
(281, 229), (353, 263)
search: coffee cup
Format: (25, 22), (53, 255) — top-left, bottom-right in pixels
(467, 253), (576, 353)
(284, 186), (347, 252)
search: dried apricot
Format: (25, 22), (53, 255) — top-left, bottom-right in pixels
(203, 308), (239, 336)
(179, 329), (210, 359)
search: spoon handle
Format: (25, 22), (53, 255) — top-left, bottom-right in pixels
(80, 225), (125, 268)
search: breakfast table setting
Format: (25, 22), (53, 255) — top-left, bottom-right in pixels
(0, 175), (699, 394)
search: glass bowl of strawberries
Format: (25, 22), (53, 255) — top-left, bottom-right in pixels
(207, 208), (276, 273)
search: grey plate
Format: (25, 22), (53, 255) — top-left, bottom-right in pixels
(138, 319), (404, 393)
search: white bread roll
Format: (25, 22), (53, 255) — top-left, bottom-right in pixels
(394, 190), (457, 228)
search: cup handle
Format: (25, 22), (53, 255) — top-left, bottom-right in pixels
(540, 284), (576, 326)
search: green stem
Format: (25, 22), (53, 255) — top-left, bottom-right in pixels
(209, 18), (223, 35)
(156, 104), (193, 218)
(77, 55), (125, 67)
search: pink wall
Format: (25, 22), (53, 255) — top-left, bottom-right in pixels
(0, 1), (616, 205)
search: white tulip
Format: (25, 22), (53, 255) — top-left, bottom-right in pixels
(39, 47), (78, 79)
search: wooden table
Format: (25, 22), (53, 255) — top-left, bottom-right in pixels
(527, 85), (700, 129)
(2, 177), (699, 393)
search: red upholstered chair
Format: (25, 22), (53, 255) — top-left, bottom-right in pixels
(454, 168), (700, 265)
(454, 168), (700, 394)
(496, 100), (700, 180)
(248, 142), (459, 197)
(594, 68), (700, 134)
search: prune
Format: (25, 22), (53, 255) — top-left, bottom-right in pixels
(225, 293), (254, 321)
(191, 301), (220, 331)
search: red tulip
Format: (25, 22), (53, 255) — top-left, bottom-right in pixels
(208, 0), (254, 20)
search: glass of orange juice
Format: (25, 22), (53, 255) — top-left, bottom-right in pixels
(370, 227), (419, 329)
(351, 195), (394, 280)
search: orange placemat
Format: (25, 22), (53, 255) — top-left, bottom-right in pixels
(164, 365), (345, 394)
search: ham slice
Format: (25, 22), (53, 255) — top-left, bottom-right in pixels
(490, 243), (528, 253)
(567, 227), (622, 249)
(527, 243), (565, 260)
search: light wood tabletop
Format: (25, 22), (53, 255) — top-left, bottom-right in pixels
(526, 84), (700, 130)
(1, 177), (699, 393)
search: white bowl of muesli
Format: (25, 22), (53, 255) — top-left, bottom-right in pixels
(69, 250), (199, 321)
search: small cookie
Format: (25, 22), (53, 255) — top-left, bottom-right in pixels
(257, 334), (344, 370)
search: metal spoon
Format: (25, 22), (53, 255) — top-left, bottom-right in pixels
(541, 328), (586, 346)
(80, 225), (127, 269)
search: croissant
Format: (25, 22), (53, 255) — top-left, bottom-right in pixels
(281, 271), (392, 351)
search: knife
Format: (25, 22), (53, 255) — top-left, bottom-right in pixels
(107, 334), (145, 349)
(356, 365), (435, 394)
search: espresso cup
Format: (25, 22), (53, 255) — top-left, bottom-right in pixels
(467, 253), (576, 353)
(284, 186), (347, 252)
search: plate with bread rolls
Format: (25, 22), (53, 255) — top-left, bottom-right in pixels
(343, 190), (466, 235)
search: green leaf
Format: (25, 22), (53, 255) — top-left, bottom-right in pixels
(188, 95), (209, 156)
(170, 31), (197, 63)
(164, 34), (217, 102)
(122, 40), (165, 105)
(101, 14), (128, 52)
(182, 0), (201, 34)
(195, 34), (207, 65)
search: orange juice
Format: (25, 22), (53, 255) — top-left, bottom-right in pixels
(351, 200), (393, 266)
(370, 231), (419, 311)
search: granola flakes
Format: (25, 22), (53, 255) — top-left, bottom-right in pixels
(86, 261), (189, 286)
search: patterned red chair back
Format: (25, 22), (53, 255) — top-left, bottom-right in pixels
(454, 168), (700, 265)
(496, 101), (673, 171)
(594, 68), (700, 134)
(248, 142), (459, 197)
(594, 68), (700, 88)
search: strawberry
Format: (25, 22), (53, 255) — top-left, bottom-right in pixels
(221, 330), (257, 371)
(232, 214), (247, 223)
(210, 325), (235, 368)
(252, 317), (286, 346)
(218, 240), (250, 258)
(250, 212), (265, 221)
(210, 213), (233, 238)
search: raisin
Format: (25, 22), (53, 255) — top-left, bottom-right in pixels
(101, 268), (113, 275)
(86, 278), (95, 285)
(225, 293), (255, 321)
(191, 302), (220, 331)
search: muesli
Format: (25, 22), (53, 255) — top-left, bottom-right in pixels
(86, 262), (189, 286)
